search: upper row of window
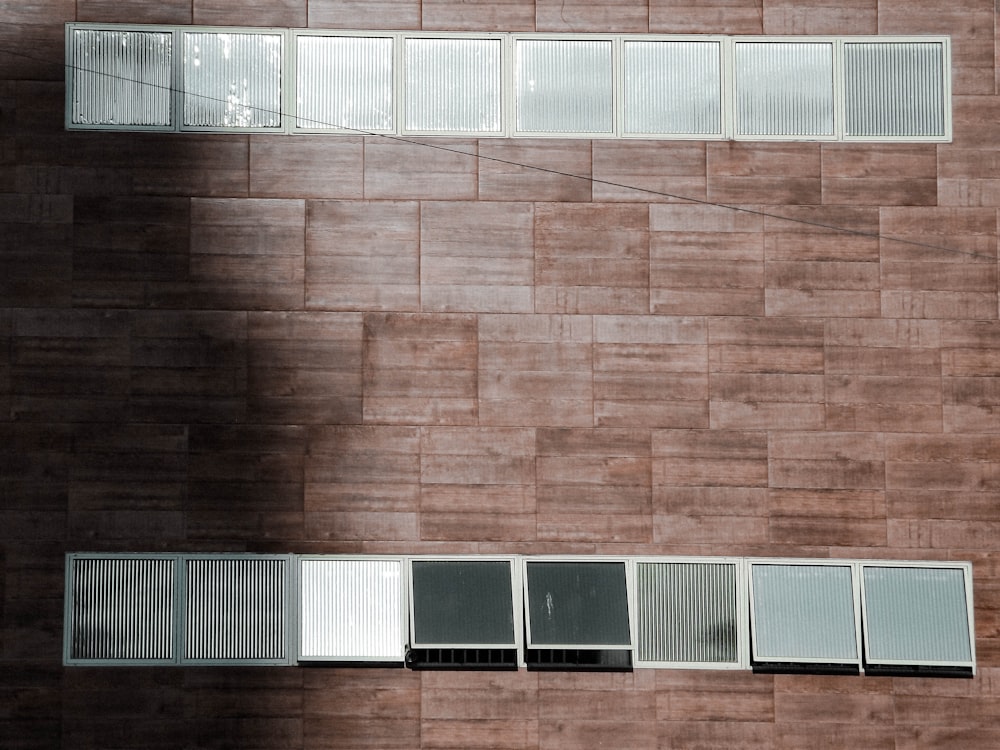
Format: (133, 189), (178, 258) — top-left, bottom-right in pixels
(64, 553), (975, 677)
(66, 24), (951, 141)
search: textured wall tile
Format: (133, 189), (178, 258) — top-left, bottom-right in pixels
(306, 200), (419, 312)
(421, 201), (534, 313)
(479, 141), (592, 202)
(251, 137), (364, 199)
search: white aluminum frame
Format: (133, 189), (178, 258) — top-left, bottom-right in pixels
(841, 37), (952, 142)
(290, 29), (397, 135)
(633, 556), (749, 670)
(296, 555), (407, 664)
(65, 24), (951, 142)
(859, 560), (976, 675)
(407, 555), (522, 652)
(619, 36), (727, 140)
(178, 26), (287, 133)
(748, 558), (863, 669)
(521, 556), (636, 657)
(63, 552), (180, 666)
(65, 24), (178, 132)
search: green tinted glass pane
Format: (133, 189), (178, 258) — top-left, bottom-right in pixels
(411, 561), (515, 646)
(527, 561), (630, 646)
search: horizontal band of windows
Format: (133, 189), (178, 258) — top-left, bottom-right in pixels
(65, 24), (952, 142)
(65, 553), (974, 676)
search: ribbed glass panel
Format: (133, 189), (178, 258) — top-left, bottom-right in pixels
(624, 41), (721, 135)
(752, 564), (857, 661)
(844, 43), (945, 137)
(735, 42), (834, 136)
(516, 39), (613, 133)
(184, 558), (286, 660)
(299, 559), (403, 661)
(863, 566), (972, 663)
(526, 561), (630, 647)
(183, 32), (282, 128)
(637, 562), (737, 663)
(405, 38), (501, 133)
(71, 29), (172, 126)
(296, 35), (393, 131)
(69, 557), (174, 660)
(411, 560), (515, 646)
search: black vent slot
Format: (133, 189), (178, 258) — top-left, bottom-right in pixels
(525, 648), (632, 671)
(864, 663), (974, 679)
(751, 661), (860, 676)
(405, 648), (518, 670)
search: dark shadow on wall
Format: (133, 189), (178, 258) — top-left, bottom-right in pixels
(0, 25), (342, 750)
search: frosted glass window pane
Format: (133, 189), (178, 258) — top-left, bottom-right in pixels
(405, 38), (501, 133)
(68, 557), (175, 661)
(637, 562), (737, 664)
(184, 32), (282, 128)
(516, 39), (612, 133)
(526, 561), (630, 647)
(735, 42), (834, 136)
(624, 41), (721, 135)
(297, 35), (393, 132)
(845, 43), (946, 138)
(863, 566), (972, 664)
(299, 559), (403, 661)
(72, 29), (172, 126)
(184, 558), (286, 661)
(752, 564), (857, 662)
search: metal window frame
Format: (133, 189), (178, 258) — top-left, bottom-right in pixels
(633, 556), (749, 670)
(748, 558), (863, 669)
(840, 37), (952, 142)
(406, 555), (521, 653)
(179, 553), (294, 666)
(63, 552), (180, 666)
(296, 554), (406, 664)
(511, 34), (617, 139)
(290, 29), (397, 135)
(178, 26), (287, 133)
(64, 23), (178, 132)
(400, 32), (509, 137)
(521, 556), (636, 654)
(859, 560), (976, 674)
(65, 24), (952, 142)
(619, 36), (727, 140)
(730, 36), (840, 141)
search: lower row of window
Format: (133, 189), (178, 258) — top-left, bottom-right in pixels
(64, 554), (975, 677)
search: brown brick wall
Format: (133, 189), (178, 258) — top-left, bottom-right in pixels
(2, 0), (999, 747)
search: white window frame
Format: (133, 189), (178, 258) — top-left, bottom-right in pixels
(511, 34), (617, 139)
(296, 555), (406, 664)
(179, 553), (293, 666)
(859, 560), (976, 675)
(748, 558), (863, 671)
(407, 555), (522, 653)
(729, 36), (840, 142)
(521, 556), (636, 661)
(66, 24), (951, 142)
(619, 35), (728, 140)
(840, 37), (952, 142)
(63, 552), (180, 666)
(178, 26), (287, 133)
(633, 556), (749, 670)
(290, 29), (397, 135)
(65, 24), (178, 132)
(400, 32), (509, 138)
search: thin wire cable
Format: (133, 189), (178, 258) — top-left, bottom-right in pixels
(6, 42), (996, 262)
